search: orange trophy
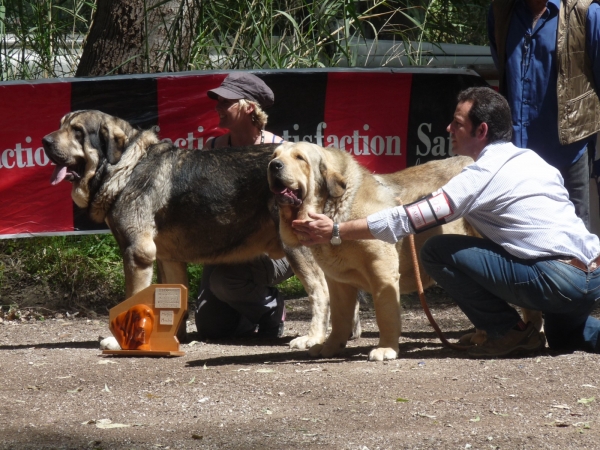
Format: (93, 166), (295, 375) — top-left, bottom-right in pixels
(103, 284), (188, 356)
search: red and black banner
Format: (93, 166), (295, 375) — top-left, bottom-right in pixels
(0, 68), (487, 238)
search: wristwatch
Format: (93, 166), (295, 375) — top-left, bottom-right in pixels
(330, 222), (342, 245)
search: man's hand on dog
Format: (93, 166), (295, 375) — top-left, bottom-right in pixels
(292, 213), (374, 245)
(292, 212), (334, 246)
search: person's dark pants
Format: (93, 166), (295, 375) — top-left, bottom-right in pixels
(420, 235), (600, 352)
(560, 148), (590, 230)
(195, 256), (293, 339)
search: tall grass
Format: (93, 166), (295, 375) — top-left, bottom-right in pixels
(1, 0), (490, 79)
(0, 0), (93, 80)
(185, 0), (392, 70)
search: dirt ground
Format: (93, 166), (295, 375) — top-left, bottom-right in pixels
(1, 290), (600, 450)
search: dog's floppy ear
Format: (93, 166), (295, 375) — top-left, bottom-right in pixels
(99, 124), (128, 164)
(319, 160), (347, 198)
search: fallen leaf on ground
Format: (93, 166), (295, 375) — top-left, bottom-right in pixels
(577, 397), (595, 406)
(573, 422), (591, 428)
(545, 420), (570, 427)
(95, 419), (131, 429)
(414, 412), (436, 419)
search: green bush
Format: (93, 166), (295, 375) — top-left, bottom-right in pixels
(0, 234), (306, 313)
(0, 234), (125, 312)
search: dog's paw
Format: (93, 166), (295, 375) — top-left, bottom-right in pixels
(308, 343), (324, 357)
(289, 334), (324, 350)
(307, 338), (346, 358)
(368, 347), (398, 361)
(318, 339), (347, 358)
(99, 336), (121, 350)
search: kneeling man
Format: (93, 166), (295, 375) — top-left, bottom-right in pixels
(292, 86), (600, 358)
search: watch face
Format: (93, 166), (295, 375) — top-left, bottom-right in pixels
(330, 236), (342, 245)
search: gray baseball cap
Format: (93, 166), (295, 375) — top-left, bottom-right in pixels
(207, 72), (274, 109)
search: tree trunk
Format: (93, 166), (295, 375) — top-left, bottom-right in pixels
(76, 0), (200, 76)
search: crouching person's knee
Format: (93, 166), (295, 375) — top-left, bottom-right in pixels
(419, 234), (448, 268)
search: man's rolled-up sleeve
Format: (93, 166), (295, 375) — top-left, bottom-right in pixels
(366, 207), (413, 244)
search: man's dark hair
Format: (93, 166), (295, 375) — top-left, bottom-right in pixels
(457, 87), (513, 143)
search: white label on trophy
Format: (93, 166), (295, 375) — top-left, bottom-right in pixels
(160, 310), (175, 325)
(155, 288), (181, 309)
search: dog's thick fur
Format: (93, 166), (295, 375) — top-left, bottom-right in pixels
(41, 111), (331, 349)
(268, 142), (535, 360)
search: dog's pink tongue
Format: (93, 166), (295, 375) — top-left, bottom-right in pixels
(50, 165), (67, 185)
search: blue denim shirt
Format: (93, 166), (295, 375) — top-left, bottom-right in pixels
(488, 0), (600, 169)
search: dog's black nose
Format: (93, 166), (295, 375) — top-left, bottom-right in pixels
(42, 135), (54, 148)
(269, 159), (283, 172)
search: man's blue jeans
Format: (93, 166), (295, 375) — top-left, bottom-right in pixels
(420, 235), (600, 352)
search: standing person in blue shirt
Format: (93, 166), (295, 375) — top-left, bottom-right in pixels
(488, 0), (600, 229)
(292, 87), (600, 358)
(195, 72), (292, 340)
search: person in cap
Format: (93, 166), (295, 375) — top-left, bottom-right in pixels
(195, 72), (292, 340)
(205, 72), (284, 149)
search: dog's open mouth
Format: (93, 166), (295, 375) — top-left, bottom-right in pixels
(50, 163), (82, 185)
(270, 181), (303, 206)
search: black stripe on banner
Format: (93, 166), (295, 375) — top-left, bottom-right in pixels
(405, 72), (488, 168)
(71, 76), (159, 128)
(70, 76), (159, 231)
(259, 71), (328, 142)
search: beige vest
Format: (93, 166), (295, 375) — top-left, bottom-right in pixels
(493, 0), (600, 145)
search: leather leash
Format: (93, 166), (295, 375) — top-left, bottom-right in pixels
(407, 234), (470, 351)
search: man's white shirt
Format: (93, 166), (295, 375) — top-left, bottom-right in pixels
(367, 142), (600, 264)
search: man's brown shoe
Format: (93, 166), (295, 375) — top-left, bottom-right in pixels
(468, 322), (545, 358)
